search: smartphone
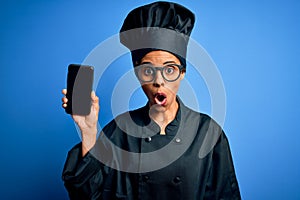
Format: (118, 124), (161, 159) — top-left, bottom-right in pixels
(65, 64), (94, 115)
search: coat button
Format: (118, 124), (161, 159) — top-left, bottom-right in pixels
(143, 175), (149, 182)
(175, 138), (181, 143)
(145, 137), (152, 142)
(173, 176), (181, 184)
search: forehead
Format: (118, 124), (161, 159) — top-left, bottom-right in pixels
(140, 50), (180, 65)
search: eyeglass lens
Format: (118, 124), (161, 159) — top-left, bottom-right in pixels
(137, 64), (181, 82)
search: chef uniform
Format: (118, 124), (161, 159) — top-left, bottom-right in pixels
(62, 2), (241, 200)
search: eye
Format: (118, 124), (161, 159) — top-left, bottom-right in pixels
(143, 67), (154, 76)
(164, 66), (175, 74)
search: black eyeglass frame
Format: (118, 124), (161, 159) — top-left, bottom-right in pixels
(135, 64), (185, 83)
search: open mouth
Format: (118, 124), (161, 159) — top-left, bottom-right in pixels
(154, 93), (167, 106)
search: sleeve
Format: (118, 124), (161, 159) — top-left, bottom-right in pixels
(204, 132), (241, 200)
(62, 143), (106, 200)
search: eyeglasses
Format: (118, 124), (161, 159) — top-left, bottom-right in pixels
(135, 64), (184, 82)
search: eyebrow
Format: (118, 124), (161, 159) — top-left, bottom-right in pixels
(163, 61), (176, 65)
(140, 61), (152, 65)
(140, 61), (177, 65)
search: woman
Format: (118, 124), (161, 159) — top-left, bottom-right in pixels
(62, 1), (241, 199)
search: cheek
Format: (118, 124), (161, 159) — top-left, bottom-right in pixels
(140, 82), (181, 96)
(141, 84), (152, 95)
(165, 82), (181, 95)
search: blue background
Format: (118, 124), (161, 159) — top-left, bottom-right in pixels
(1, 0), (299, 199)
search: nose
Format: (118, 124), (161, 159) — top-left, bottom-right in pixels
(153, 69), (164, 87)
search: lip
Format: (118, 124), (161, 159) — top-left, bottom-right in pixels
(154, 92), (167, 106)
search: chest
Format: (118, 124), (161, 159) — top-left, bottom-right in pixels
(109, 136), (212, 200)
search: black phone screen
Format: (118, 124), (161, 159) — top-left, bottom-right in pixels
(65, 64), (94, 115)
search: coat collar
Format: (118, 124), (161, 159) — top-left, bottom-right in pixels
(137, 96), (187, 136)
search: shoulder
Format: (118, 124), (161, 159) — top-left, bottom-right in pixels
(181, 103), (221, 130)
(115, 106), (147, 126)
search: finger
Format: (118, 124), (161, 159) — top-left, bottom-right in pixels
(62, 89), (67, 95)
(92, 96), (99, 109)
(62, 103), (67, 108)
(91, 91), (96, 99)
(91, 91), (99, 102)
(62, 97), (68, 103)
(90, 91), (100, 112)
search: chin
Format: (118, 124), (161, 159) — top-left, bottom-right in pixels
(149, 103), (168, 113)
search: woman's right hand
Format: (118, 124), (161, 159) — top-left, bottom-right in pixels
(62, 89), (100, 156)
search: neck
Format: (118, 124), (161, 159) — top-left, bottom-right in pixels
(149, 99), (178, 135)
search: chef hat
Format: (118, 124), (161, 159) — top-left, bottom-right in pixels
(119, 1), (195, 68)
